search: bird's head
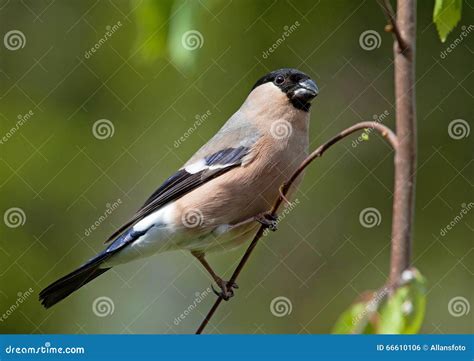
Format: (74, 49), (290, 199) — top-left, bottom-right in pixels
(251, 68), (319, 112)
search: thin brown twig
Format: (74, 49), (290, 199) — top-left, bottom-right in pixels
(195, 121), (398, 334)
(378, 0), (409, 53)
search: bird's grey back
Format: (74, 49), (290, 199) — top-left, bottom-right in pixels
(184, 109), (261, 167)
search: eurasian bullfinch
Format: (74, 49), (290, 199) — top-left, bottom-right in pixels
(39, 68), (319, 307)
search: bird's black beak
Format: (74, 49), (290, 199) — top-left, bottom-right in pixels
(291, 79), (319, 103)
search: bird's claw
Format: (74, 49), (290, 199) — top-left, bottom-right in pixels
(256, 213), (278, 231)
(211, 280), (238, 301)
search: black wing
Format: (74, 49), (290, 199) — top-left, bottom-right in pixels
(105, 146), (249, 243)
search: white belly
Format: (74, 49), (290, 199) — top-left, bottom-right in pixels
(104, 203), (183, 266)
(105, 226), (178, 266)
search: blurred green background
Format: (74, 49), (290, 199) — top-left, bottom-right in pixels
(0, 0), (472, 334)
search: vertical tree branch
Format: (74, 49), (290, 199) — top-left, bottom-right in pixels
(389, 0), (417, 285)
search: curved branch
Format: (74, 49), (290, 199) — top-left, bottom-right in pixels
(196, 121), (398, 334)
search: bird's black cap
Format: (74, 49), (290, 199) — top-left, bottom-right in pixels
(252, 68), (319, 111)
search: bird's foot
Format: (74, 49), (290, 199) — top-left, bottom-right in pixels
(255, 212), (278, 231)
(211, 279), (238, 301)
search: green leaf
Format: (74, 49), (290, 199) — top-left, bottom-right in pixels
(400, 269), (427, 333)
(378, 268), (427, 334)
(332, 288), (387, 334)
(332, 268), (427, 334)
(433, 0), (462, 42)
(332, 302), (367, 334)
(378, 287), (407, 333)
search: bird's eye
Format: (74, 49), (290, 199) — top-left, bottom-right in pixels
(274, 75), (285, 85)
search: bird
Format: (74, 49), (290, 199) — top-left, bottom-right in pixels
(39, 68), (319, 308)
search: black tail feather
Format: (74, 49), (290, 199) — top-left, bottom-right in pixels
(39, 253), (111, 309)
